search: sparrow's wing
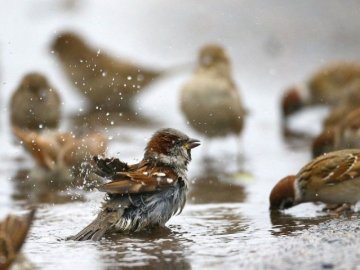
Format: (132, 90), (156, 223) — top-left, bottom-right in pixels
(0, 210), (35, 269)
(93, 156), (130, 178)
(298, 150), (360, 185)
(93, 47), (162, 80)
(98, 166), (180, 194)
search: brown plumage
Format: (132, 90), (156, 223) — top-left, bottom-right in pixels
(308, 62), (360, 103)
(10, 73), (61, 130)
(99, 162), (181, 195)
(0, 210), (35, 270)
(270, 149), (360, 211)
(312, 128), (336, 158)
(323, 79), (360, 128)
(281, 62), (360, 119)
(313, 107), (360, 157)
(51, 31), (163, 111)
(68, 128), (200, 241)
(180, 44), (245, 138)
(281, 86), (305, 118)
(269, 176), (296, 210)
(12, 127), (107, 172)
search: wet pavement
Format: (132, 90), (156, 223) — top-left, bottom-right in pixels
(2, 0), (360, 269)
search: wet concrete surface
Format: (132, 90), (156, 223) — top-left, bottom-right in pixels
(2, 0), (360, 269)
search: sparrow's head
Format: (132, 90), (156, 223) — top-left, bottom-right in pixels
(145, 128), (200, 167)
(198, 44), (230, 68)
(312, 128), (335, 158)
(269, 175), (296, 211)
(20, 73), (49, 93)
(281, 86), (304, 119)
(51, 31), (87, 59)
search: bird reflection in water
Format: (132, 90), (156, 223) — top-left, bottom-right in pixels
(188, 155), (247, 204)
(269, 211), (334, 237)
(11, 168), (85, 205)
(97, 227), (192, 270)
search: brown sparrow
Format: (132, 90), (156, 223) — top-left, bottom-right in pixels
(281, 62), (360, 119)
(0, 210), (35, 270)
(322, 79), (360, 128)
(10, 73), (61, 130)
(180, 44), (245, 138)
(68, 128), (200, 241)
(51, 31), (162, 111)
(270, 149), (360, 211)
(12, 127), (106, 174)
(312, 107), (360, 157)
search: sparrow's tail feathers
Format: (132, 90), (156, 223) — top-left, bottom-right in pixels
(67, 211), (115, 241)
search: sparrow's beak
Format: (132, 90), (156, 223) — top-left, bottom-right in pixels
(186, 138), (201, 149)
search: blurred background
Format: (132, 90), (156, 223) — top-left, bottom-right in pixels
(2, 1), (360, 269)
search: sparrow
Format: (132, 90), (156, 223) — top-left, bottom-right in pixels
(180, 44), (245, 138)
(322, 79), (360, 128)
(12, 127), (107, 176)
(51, 32), (164, 111)
(10, 73), (61, 130)
(68, 128), (200, 241)
(281, 62), (360, 119)
(312, 107), (360, 157)
(269, 149), (360, 211)
(0, 210), (35, 270)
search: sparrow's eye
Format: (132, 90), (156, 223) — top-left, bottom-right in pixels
(175, 139), (187, 146)
(280, 198), (294, 209)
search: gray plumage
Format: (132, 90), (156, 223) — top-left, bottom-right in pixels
(69, 183), (187, 241)
(68, 128), (199, 241)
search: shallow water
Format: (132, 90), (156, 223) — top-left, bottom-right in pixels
(2, 0), (360, 269)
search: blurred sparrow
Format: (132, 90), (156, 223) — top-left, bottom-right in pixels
(322, 79), (360, 128)
(0, 210), (35, 270)
(12, 127), (107, 175)
(281, 62), (360, 119)
(10, 73), (61, 130)
(270, 149), (360, 211)
(51, 32), (164, 111)
(180, 44), (245, 138)
(312, 107), (360, 157)
(68, 128), (200, 241)
(311, 128), (336, 158)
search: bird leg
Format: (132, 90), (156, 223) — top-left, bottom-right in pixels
(323, 203), (352, 215)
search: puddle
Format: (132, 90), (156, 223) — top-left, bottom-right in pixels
(2, 0), (360, 269)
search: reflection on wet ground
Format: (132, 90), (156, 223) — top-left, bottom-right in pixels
(100, 228), (192, 270)
(269, 210), (333, 236)
(28, 202), (248, 269)
(2, 0), (360, 269)
(189, 173), (246, 204)
(12, 168), (85, 205)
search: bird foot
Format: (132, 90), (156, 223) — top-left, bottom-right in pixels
(323, 203), (352, 216)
